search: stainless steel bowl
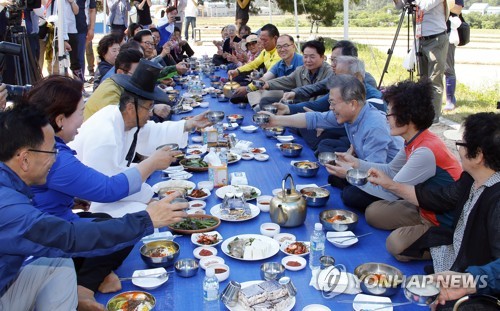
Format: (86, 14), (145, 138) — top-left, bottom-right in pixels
(140, 240), (180, 268)
(263, 127), (284, 138)
(156, 143), (179, 151)
(318, 152), (337, 166)
(293, 161), (319, 177)
(106, 291), (156, 311)
(354, 262), (404, 296)
(262, 105), (278, 114)
(174, 258), (199, 278)
(346, 169), (369, 186)
(260, 262), (285, 281)
(319, 209), (358, 231)
(300, 187), (330, 207)
(206, 111), (225, 123)
(211, 81), (222, 89)
(252, 114), (270, 125)
(404, 275), (440, 306)
(253, 80), (264, 89)
(209, 75), (221, 82)
(279, 143), (303, 157)
(226, 114), (244, 125)
(217, 95), (229, 102)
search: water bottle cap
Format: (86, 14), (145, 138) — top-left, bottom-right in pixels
(206, 267), (215, 277)
(315, 223), (323, 231)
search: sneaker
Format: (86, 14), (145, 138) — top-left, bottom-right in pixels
(86, 77), (95, 84)
(82, 90), (91, 98)
(443, 103), (456, 111)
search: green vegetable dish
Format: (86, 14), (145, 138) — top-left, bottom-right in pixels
(106, 291), (155, 311)
(171, 217), (218, 230)
(184, 159), (208, 168)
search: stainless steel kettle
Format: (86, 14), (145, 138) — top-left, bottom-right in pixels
(270, 174), (307, 227)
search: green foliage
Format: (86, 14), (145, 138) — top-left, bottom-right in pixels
(275, 18), (310, 28)
(273, 0), (358, 26)
(464, 12), (500, 29)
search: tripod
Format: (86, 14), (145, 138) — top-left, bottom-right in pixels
(378, 4), (419, 89)
(1, 10), (42, 86)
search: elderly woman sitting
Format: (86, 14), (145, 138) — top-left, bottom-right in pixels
(368, 112), (500, 308)
(334, 80), (463, 261)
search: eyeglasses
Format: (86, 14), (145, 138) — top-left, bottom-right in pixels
(139, 104), (154, 113)
(276, 44), (292, 50)
(455, 141), (467, 151)
(385, 113), (396, 119)
(329, 57), (337, 64)
(142, 41), (155, 47)
(28, 148), (59, 156)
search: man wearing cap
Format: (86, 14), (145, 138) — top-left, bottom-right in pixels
(226, 34), (262, 68)
(228, 24), (281, 98)
(70, 59), (211, 216)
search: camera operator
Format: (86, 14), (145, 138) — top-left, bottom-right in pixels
(394, 0), (450, 123)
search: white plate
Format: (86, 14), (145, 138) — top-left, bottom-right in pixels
(250, 147), (266, 154)
(326, 231), (358, 248)
(227, 153), (242, 164)
(302, 304), (331, 311)
(282, 255), (307, 271)
(241, 153), (254, 160)
(353, 294), (393, 311)
(186, 189), (211, 200)
(215, 185), (261, 200)
(163, 165), (184, 174)
(240, 125), (258, 133)
(226, 280), (295, 311)
(273, 233), (296, 246)
(221, 234), (280, 261)
(280, 241), (310, 257)
(167, 172), (193, 180)
(191, 135), (204, 143)
(188, 200), (207, 209)
(188, 144), (204, 149)
(131, 268), (168, 290)
(151, 180), (196, 193)
(191, 231), (223, 247)
(210, 203), (260, 222)
(186, 148), (206, 156)
(276, 135), (294, 143)
(193, 246), (218, 259)
(254, 154), (269, 161)
(199, 256), (225, 270)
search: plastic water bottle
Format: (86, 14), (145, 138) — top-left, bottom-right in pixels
(203, 267), (219, 301)
(309, 223), (325, 270)
(219, 148), (228, 164)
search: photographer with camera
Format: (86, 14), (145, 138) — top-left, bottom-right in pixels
(394, 0), (450, 123)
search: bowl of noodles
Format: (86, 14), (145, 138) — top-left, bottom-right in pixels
(106, 291), (155, 311)
(140, 240), (180, 268)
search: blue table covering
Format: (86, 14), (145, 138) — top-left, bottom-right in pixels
(95, 73), (429, 310)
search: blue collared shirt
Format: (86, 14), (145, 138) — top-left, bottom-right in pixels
(269, 53), (303, 77)
(31, 136), (142, 221)
(305, 104), (403, 163)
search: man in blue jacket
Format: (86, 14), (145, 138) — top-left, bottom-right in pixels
(0, 105), (187, 310)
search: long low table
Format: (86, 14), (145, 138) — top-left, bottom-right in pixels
(96, 73), (428, 310)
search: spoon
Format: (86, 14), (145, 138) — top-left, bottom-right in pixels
(334, 232), (373, 244)
(119, 271), (171, 281)
(360, 301), (412, 310)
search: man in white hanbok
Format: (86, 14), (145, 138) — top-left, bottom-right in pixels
(70, 59), (211, 216)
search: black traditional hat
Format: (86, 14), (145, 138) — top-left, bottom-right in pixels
(111, 59), (168, 102)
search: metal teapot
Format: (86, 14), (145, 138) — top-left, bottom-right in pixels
(270, 174), (307, 227)
(223, 81), (240, 98)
